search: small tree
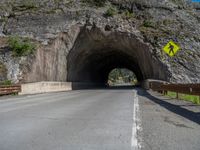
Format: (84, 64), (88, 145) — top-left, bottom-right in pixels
(104, 7), (117, 17)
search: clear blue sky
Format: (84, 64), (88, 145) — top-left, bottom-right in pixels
(192, 0), (200, 2)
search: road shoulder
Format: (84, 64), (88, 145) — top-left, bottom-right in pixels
(136, 88), (200, 150)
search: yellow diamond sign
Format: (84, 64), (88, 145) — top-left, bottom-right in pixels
(163, 41), (180, 57)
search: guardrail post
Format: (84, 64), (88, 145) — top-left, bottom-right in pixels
(176, 92), (179, 99)
(164, 90), (167, 95)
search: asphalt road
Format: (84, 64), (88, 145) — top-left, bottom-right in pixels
(0, 89), (200, 150)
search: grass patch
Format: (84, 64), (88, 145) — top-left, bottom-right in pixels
(8, 36), (36, 57)
(167, 91), (200, 105)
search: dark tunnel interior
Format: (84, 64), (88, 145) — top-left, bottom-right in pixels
(68, 49), (143, 83)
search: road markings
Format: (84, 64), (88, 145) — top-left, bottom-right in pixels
(132, 91), (141, 150)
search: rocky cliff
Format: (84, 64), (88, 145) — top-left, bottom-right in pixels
(0, 0), (199, 84)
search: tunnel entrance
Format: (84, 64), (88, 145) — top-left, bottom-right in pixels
(108, 68), (138, 87)
(67, 26), (169, 89)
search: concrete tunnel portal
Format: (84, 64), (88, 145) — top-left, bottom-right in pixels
(66, 26), (169, 88)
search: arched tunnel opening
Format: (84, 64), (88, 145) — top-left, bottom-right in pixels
(67, 26), (169, 89)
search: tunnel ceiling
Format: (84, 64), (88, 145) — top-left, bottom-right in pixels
(67, 25), (169, 84)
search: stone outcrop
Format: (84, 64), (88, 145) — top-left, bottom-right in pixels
(0, 0), (199, 84)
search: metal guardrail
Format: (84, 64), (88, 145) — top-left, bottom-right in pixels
(149, 81), (200, 99)
(0, 85), (21, 96)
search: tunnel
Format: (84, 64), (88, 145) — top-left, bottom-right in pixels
(67, 25), (169, 89)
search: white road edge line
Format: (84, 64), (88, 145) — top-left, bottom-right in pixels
(131, 90), (140, 150)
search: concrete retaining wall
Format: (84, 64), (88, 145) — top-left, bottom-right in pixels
(19, 82), (72, 95)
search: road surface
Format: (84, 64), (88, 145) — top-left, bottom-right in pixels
(0, 89), (199, 150)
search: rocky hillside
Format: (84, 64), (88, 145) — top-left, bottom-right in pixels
(0, 0), (200, 83)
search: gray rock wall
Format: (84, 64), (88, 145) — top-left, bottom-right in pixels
(0, 0), (199, 84)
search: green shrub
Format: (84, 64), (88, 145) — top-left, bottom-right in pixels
(8, 36), (36, 57)
(143, 20), (156, 28)
(82, 0), (107, 7)
(123, 10), (135, 19)
(0, 80), (12, 85)
(104, 7), (117, 17)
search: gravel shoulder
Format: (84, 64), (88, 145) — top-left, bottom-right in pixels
(137, 88), (200, 150)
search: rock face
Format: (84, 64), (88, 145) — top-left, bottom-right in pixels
(0, 62), (7, 81)
(0, 0), (199, 84)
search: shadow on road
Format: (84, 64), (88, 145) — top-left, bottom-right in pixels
(136, 88), (200, 125)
